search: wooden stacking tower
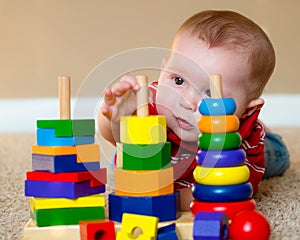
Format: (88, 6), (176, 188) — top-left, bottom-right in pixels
(109, 75), (181, 223)
(24, 76), (107, 227)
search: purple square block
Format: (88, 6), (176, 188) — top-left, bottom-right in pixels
(25, 180), (105, 199)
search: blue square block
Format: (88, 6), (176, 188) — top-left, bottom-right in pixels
(32, 154), (100, 173)
(37, 128), (94, 146)
(109, 191), (180, 222)
(193, 212), (229, 240)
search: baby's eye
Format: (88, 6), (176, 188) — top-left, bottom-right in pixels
(204, 89), (211, 97)
(174, 76), (185, 85)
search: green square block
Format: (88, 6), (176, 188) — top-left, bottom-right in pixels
(37, 119), (95, 137)
(117, 142), (171, 170)
(31, 206), (105, 227)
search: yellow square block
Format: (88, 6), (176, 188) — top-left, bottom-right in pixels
(120, 116), (166, 144)
(116, 213), (158, 240)
(30, 194), (105, 211)
(114, 167), (174, 196)
(31, 144), (100, 163)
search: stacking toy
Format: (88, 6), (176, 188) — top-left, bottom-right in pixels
(24, 76), (107, 227)
(192, 74), (251, 211)
(109, 75), (180, 224)
(191, 74), (270, 238)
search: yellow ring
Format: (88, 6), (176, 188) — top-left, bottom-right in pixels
(198, 115), (239, 133)
(193, 165), (250, 185)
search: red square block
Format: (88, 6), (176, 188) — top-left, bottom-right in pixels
(80, 220), (115, 240)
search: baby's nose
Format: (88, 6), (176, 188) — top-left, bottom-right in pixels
(180, 95), (198, 112)
(181, 88), (201, 111)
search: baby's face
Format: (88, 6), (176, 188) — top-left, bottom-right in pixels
(156, 31), (251, 142)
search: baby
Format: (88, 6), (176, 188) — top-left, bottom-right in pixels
(98, 10), (290, 208)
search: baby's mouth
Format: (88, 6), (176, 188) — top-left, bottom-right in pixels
(176, 117), (193, 130)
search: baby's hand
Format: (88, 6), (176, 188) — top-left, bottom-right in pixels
(101, 75), (141, 122)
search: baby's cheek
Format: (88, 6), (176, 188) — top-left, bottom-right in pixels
(191, 127), (201, 141)
(156, 104), (169, 117)
(157, 97), (174, 111)
(156, 84), (180, 107)
(179, 127), (200, 142)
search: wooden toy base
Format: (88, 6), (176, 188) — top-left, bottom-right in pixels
(23, 212), (194, 240)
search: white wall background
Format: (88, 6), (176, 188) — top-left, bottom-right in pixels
(1, 94), (299, 133)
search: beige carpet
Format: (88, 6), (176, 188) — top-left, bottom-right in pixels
(0, 129), (299, 239)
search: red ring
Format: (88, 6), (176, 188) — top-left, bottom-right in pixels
(190, 199), (256, 220)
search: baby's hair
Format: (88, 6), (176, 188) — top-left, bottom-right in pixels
(177, 10), (275, 99)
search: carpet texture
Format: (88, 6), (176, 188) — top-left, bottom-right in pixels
(0, 128), (299, 239)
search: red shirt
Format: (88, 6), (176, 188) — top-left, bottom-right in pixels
(148, 81), (265, 194)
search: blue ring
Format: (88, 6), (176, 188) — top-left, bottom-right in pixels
(196, 149), (246, 167)
(199, 98), (236, 116)
(192, 182), (253, 202)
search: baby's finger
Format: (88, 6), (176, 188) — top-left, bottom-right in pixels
(120, 75), (141, 91)
(112, 81), (133, 96)
(103, 88), (116, 106)
(101, 106), (112, 119)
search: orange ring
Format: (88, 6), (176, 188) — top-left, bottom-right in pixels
(198, 115), (239, 133)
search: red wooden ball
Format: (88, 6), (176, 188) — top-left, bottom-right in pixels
(229, 210), (271, 240)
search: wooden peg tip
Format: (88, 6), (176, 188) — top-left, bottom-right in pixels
(210, 74), (222, 98)
(58, 76), (71, 119)
(136, 75), (149, 117)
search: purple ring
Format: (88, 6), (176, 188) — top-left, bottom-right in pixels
(196, 149), (246, 167)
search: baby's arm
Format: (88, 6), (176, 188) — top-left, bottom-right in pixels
(179, 187), (194, 211)
(98, 75), (141, 145)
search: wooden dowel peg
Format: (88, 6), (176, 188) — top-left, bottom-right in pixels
(58, 76), (71, 119)
(136, 75), (149, 117)
(210, 74), (223, 98)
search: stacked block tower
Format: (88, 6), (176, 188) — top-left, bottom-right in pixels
(191, 75), (270, 239)
(24, 76), (107, 227)
(108, 75), (181, 223)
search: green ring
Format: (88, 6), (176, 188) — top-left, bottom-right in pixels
(198, 132), (242, 150)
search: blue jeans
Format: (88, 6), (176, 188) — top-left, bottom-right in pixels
(263, 132), (290, 178)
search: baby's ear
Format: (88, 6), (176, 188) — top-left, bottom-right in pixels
(241, 98), (265, 119)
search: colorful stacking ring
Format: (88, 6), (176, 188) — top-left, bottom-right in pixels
(198, 132), (242, 150)
(198, 115), (239, 133)
(199, 98), (236, 116)
(192, 182), (253, 202)
(193, 165), (250, 185)
(196, 149), (246, 167)
(190, 199), (256, 220)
